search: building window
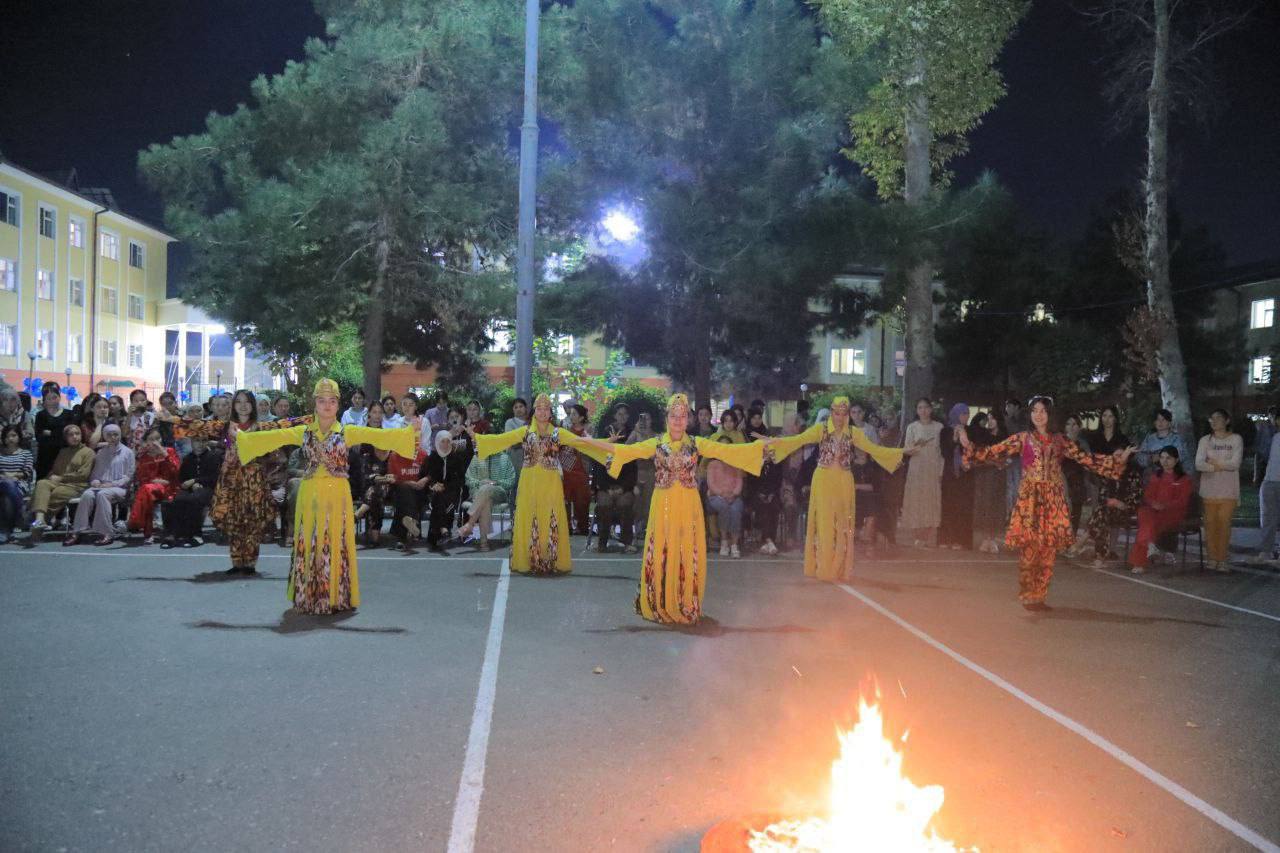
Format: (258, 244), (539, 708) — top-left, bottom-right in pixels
(127, 344), (144, 369)
(0, 258), (15, 291)
(69, 278), (84, 306)
(36, 328), (54, 360)
(0, 191), (18, 226)
(100, 340), (117, 367)
(1250, 356), (1271, 385)
(1251, 299), (1275, 330)
(129, 241), (145, 269)
(69, 218), (85, 248)
(101, 286), (118, 314)
(485, 321), (512, 353)
(100, 232), (119, 260)
(128, 293), (144, 320)
(829, 347), (866, 376)
(67, 333), (83, 363)
(1030, 303), (1055, 324)
(37, 269), (54, 300)
(555, 335), (579, 357)
(0, 324), (15, 356)
(38, 206), (56, 239)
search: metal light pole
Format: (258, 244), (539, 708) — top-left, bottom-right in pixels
(513, 0), (540, 401)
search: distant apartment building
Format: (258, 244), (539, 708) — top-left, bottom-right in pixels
(1203, 261), (1280, 415)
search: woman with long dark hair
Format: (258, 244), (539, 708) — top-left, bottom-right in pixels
(938, 403), (974, 550)
(969, 412), (1006, 553)
(1128, 447), (1192, 574)
(1085, 405), (1138, 565)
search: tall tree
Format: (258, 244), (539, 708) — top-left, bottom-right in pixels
(810, 0), (1025, 404)
(1089, 0), (1250, 448)
(140, 0), (522, 394)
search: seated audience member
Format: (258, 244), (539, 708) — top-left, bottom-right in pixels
(66, 424), (135, 546)
(851, 446), (884, 555)
(747, 446), (784, 555)
(127, 427), (181, 544)
(175, 404), (207, 457)
(30, 424), (95, 538)
(424, 429), (465, 552)
(260, 447), (291, 544)
(272, 395), (293, 421)
(79, 394), (108, 449)
(342, 389), (369, 426)
(388, 441), (430, 548)
(352, 403), (391, 546)
(124, 390), (156, 450)
(591, 453), (637, 553)
(160, 437), (224, 548)
(0, 388), (34, 449)
(457, 442), (516, 551)
(1128, 447), (1193, 574)
(0, 424), (35, 543)
(257, 396), (276, 423)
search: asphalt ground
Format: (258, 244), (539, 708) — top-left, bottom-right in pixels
(1, 537), (1278, 852)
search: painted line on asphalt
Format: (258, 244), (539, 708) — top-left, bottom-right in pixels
(447, 557), (511, 853)
(1093, 569), (1280, 623)
(837, 581), (1280, 852)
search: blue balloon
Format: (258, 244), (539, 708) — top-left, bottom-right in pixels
(65, 387), (79, 401)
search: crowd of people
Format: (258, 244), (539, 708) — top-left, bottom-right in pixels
(0, 378), (1268, 616)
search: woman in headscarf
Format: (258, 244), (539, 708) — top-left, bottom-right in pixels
(470, 393), (608, 574)
(578, 393), (766, 624)
(968, 412), (1007, 553)
(766, 396), (903, 581)
(938, 402), (975, 550)
(236, 378), (414, 613)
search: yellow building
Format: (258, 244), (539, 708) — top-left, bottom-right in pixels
(0, 159), (174, 399)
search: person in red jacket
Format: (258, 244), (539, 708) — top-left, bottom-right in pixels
(388, 443), (430, 548)
(128, 427), (180, 543)
(1129, 446), (1193, 574)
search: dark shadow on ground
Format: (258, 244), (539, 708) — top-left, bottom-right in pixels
(1028, 605), (1223, 628)
(468, 571), (634, 582)
(847, 577), (959, 593)
(113, 572), (284, 584)
(584, 616), (816, 638)
(189, 610), (407, 635)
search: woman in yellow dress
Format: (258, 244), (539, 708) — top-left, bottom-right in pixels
(767, 396), (903, 581)
(236, 379), (415, 614)
(580, 393), (765, 625)
(471, 393), (607, 575)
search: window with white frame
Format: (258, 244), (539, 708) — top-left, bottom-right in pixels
(128, 293), (144, 320)
(0, 258), (14, 291)
(36, 269), (53, 300)
(829, 347), (866, 376)
(100, 339), (117, 367)
(555, 335), (578, 357)
(100, 232), (119, 260)
(1251, 299), (1275, 330)
(69, 218), (84, 248)
(0, 324), (16, 356)
(67, 333), (83, 363)
(127, 344), (143, 368)
(1250, 356), (1271, 385)
(38, 206), (56, 239)
(0, 190), (18, 226)
(36, 328), (54, 360)
(128, 241), (145, 268)
(101, 286), (118, 314)
(485, 321), (512, 352)
(69, 278), (84, 306)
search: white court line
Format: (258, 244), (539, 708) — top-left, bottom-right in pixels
(837, 582), (1280, 852)
(1093, 569), (1280, 624)
(447, 557), (511, 853)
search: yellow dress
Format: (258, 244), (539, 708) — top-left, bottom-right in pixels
(769, 423), (903, 581)
(475, 424), (608, 574)
(607, 435), (764, 624)
(238, 422), (414, 613)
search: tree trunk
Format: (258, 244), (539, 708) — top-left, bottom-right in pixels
(1145, 0), (1194, 449)
(693, 340), (713, 412)
(363, 214), (390, 397)
(903, 48), (935, 405)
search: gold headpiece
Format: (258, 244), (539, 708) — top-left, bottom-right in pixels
(666, 392), (690, 415)
(313, 378), (340, 399)
(831, 395), (851, 409)
(533, 393), (553, 409)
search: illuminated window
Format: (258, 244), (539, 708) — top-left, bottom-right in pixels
(555, 335), (578, 357)
(0, 324), (16, 356)
(67, 333), (83, 363)
(1250, 356), (1271, 385)
(128, 293), (144, 320)
(1030, 303), (1055, 324)
(1251, 299), (1275, 330)
(69, 218), (84, 248)
(829, 347), (866, 376)
(69, 278), (84, 306)
(37, 269), (53, 300)
(100, 232), (119, 260)
(36, 328), (54, 359)
(0, 258), (15, 291)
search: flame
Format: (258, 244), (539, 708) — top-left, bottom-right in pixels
(748, 697), (963, 852)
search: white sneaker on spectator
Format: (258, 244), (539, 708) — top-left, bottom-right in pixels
(720, 542), (730, 557)
(730, 544), (741, 558)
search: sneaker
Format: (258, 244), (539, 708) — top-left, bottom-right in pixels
(730, 544), (741, 559)
(1130, 565), (1146, 575)
(759, 541), (778, 556)
(1211, 561), (1231, 574)
(30, 519), (49, 532)
(720, 542), (730, 557)
(1089, 558), (1108, 569)
(402, 516), (420, 540)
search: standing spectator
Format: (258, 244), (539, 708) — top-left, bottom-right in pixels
(446, 406), (476, 471)
(877, 406), (905, 545)
(272, 395), (293, 421)
(80, 395), (112, 450)
(425, 391), (450, 433)
(691, 405), (715, 438)
(939, 403), (974, 550)
(0, 388), (34, 448)
(383, 394), (406, 428)
(159, 436), (223, 548)
(1062, 414), (1091, 552)
(748, 439), (785, 555)
(388, 442), (429, 548)
(560, 404), (592, 535)
(969, 412), (1007, 553)
(1196, 409), (1243, 572)
(256, 396), (276, 423)
(744, 407), (769, 439)
(1002, 398), (1028, 517)
(1128, 447), (1193, 574)
(1255, 407), (1277, 485)
(604, 403), (631, 442)
(424, 429), (465, 551)
(0, 424), (35, 542)
(465, 400), (491, 434)
(399, 394), (424, 444)
(850, 402), (879, 445)
(66, 423), (135, 546)
(34, 383), (75, 480)
(457, 442), (516, 551)
(591, 452), (637, 553)
(124, 390), (156, 451)
(127, 427), (180, 544)
(1135, 408), (1189, 476)
(30, 424), (94, 538)
(1248, 408), (1280, 565)
(504, 397), (529, 489)
(902, 398), (944, 547)
(207, 394), (232, 423)
(628, 411), (657, 536)
(706, 432), (746, 558)
(341, 389), (369, 426)
(155, 391), (181, 447)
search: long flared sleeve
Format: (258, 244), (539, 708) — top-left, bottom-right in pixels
(696, 437), (765, 477)
(1061, 438), (1124, 480)
(964, 433), (1023, 468)
(767, 423), (823, 463)
(236, 425), (306, 464)
(475, 426), (527, 459)
(557, 429), (612, 467)
(173, 418), (228, 442)
(607, 437), (659, 479)
(850, 428), (904, 473)
(345, 425), (415, 458)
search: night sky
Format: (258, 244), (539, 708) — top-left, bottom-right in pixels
(2, 0), (1276, 268)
